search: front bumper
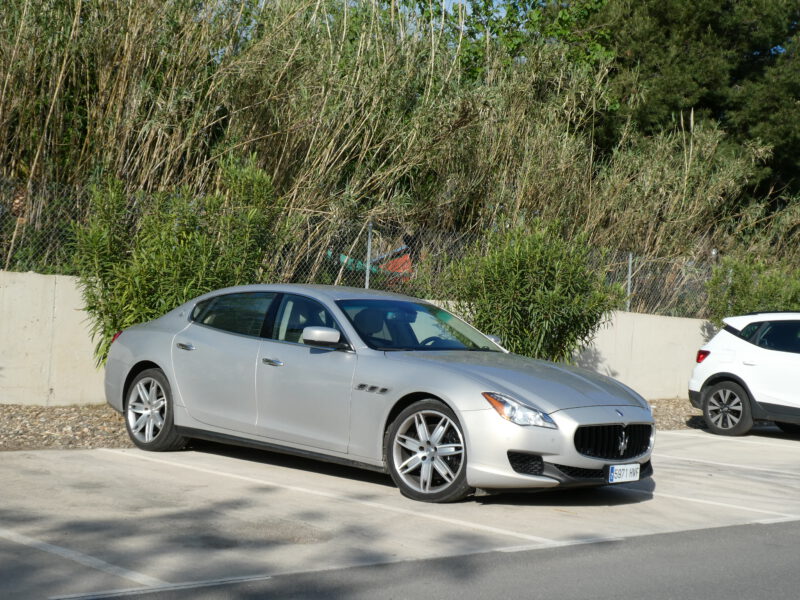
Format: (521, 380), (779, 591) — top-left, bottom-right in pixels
(461, 404), (654, 490)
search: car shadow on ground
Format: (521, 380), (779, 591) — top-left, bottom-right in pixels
(184, 439), (656, 507)
(185, 439), (396, 488)
(685, 415), (706, 429)
(476, 478), (655, 507)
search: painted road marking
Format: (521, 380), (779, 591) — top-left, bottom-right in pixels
(0, 527), (165, 587)
(658, 430), (800, 450)
(51, 574), (274, 600)
(620, 488), (799, 519)
(51, 515), (800, 600)
(655, 453), (800, 478)
(5, 445), (799, 600)
(100, 449), (560, 546)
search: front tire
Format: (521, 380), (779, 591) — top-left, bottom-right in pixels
(702, 381), (753, 436)
(125, 368), (186, 451)
(385, 399), (472, 503)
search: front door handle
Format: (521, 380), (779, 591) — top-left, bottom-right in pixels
(176, 342), (195, 351)
(742, 361), (757, 366)
(262, 357), (284, 367)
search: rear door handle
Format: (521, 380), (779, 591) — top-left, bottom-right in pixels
(262, 357), (284, 367)
(742, 360), (757, 366)
(176, 342), (195, 351)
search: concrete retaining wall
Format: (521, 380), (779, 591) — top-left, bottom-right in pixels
(0, 270), (104, 406)
(575, 311), (713, 400)
(1, 271), (709, 405)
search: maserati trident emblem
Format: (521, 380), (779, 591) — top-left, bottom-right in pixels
(617, 428), (629, 456)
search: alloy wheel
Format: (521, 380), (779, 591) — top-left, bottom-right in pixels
(391, 409), (465, 495)
(126, 377), (167, 443)
(707, 388), (744, 430)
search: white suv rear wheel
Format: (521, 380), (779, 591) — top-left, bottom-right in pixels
(702, 381), (753, 436)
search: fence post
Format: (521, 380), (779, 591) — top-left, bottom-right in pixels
(365, 217), (373, 289)
(626, 252), (633, 312)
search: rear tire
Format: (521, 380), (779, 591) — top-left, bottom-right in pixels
(702, 381), (753, 436)
(125, 368), (186, 451)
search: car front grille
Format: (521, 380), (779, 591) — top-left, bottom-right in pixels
(574, 424), (652, 460)
(507, 451), (544, 476)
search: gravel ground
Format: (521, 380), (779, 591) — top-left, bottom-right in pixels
(0, 399), (704, 451)
(0, 404), (133, 451)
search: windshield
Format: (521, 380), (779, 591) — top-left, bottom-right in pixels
(337, 299), (501, 352)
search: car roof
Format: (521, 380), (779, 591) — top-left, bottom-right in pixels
(723, 312), (800, 330)
(190, 283), (425, 305)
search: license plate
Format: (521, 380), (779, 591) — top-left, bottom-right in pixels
(607, 463), (640, 484)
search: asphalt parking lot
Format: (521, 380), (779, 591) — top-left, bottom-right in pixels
(2, 427), (800, 599)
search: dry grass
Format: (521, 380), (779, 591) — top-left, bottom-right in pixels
(2, 0), (798, 274)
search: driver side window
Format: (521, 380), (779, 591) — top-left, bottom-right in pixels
(271, 295), (341, 344)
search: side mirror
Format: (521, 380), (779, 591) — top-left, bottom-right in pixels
(302, 326), (347, 348)
(486, 334), (509, 353)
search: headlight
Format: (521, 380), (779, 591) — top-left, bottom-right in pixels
(482, 392), (558, 429)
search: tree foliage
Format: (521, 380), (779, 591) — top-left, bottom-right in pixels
(73, 158), (285, 361)
(706, 256), (800, 326)
(444, 224), (624, 361)
(1, 0), (799, 339)
(596, 0), (800, 194)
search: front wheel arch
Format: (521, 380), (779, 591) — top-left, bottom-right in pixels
(382, 392), (463, 464)
(384, 398), (473, 503)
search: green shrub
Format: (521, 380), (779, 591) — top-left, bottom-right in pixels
(442, 224), (624, 361)
(74, 159), (285, 362)
(706, 256), (800, 325)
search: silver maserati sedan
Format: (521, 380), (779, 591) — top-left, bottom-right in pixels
(105, 284), (654, 502)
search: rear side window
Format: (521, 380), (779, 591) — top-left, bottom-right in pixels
(192, 292), (277, 337)
(738, 322), (762, 341)
(724, 321), (763, 343)
(755, 321), (800, 354)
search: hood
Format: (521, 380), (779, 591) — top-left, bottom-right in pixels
(385, 351), (646, 413)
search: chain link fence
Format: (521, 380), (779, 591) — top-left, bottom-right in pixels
(1, 178), (714, 319)
(0, 177), (82, 274)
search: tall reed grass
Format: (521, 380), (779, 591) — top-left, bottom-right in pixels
(1, 0), (798, 270)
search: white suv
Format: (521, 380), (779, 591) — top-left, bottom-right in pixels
(689, 312), (800, 435)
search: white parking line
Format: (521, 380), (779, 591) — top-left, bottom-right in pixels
(0, 527), (165, 588)
(655, 453), (800, 477)
(619, 488), (800, 519)
(12, 445), (800, 600)
(52, 534), (633, 600)
(51, 574), (274, 600)
(50, 516), (800, 600)
(658, 430), (800, 450)
(100, 449), (560, 546)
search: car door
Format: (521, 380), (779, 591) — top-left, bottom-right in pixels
(172, 292), (277, 434)
(740, 320), (800, 411)
(255, 294), (356, 453)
